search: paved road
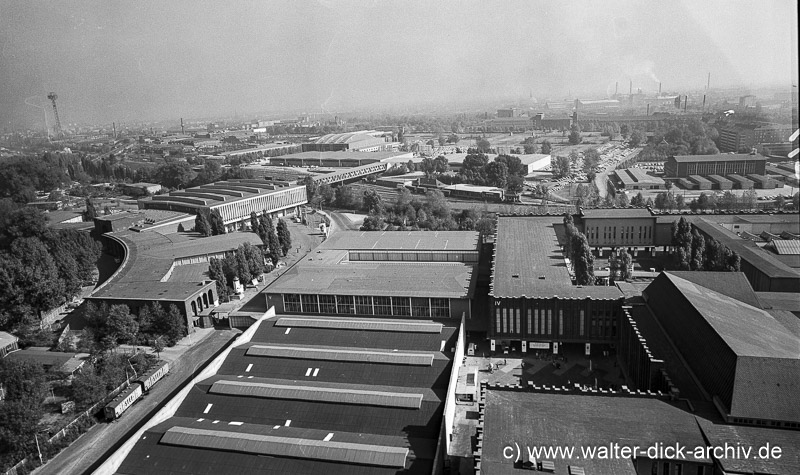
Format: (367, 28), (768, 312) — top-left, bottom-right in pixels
(34, 329), (238, 475)
(327, 210), (361, 231)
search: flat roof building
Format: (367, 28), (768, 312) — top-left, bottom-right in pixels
(644, 272), (800, 427)
(112, 313), (459, 474)
(88, 231), (264, 329)
(264, 231), (480, 320)
(479, 388), (713, 475)
(664, 153), (766, 178)
(302, 133), (393, 152)
(612, 168), (665, 190)
(269, 150), (413, 167)
(490, 216), (622, 354)
(139, 179), (307, 232)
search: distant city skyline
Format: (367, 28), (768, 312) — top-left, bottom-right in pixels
(1, 0), (797, 128)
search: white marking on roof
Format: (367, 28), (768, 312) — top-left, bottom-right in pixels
(273, 425), (281, 429)
(284, 328), (291, 334)
(203, 403), (213, 414)
(212, 420), (219, 424)
(245, 364), (253, 372)
(285, 420), (291, 427)
(196, 418), (204, 422)
(247, 345), (434, 366)
(305, 367), (312, 376)
(440, 340), (446, 351)
(312, 368), (319, 377)
(210, 380), (424, 409)
(324, 433), (334, 442)
(161, 426), (409, 468)
(228, 421), (243, 426)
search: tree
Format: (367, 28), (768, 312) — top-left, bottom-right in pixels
(151, 336), (165, 359)
(583, 148), (600, 173)
(162, 304), (185, 345)
(420, 157), (436, 178)
(671, 217), (693, 270)
(301, 176), (318, 205)
(0, 358), (47, 461)
(775, 195), (786, 210)
(209, 209), (225, 235)
(675, 194), (685, 210)
(568, 128), (581, 145)
(741, 189), (757, 210)
(540, 140), (552, 154)
(629, 129), (646, 147)
(495, 154), (525, 176)
(620, 124), (630, 138)
(719, 191), (738, 210)
(106, 304), (138, 346)
(609, 249), (633, 282)
(70, 367), (106, 408)
(434, 155), (449, 174)
(266, 231), (281, 266)
(507, 176), (524, 195)
(475, 138), (491, 153)
(363, 190), (385, 215)
(208, 258), (231, 302)
(654, 191), (678, 211)
(447, 133), (459, 144)
(235, 248), (253, 284)
(155, 160), (193, 189)
(316, 183), (335, 209)
(615, 192), (629, 208)
(630, 192), (645, 207)
(360, 215), (384, 231)
(241, 242), (265, 279)
(195, 211), (211, 236)
(335, 186), (362, 210)
(84, 198), (98, 221)
(690, 229), (705, 270)
(570, 232), (595, 285)
(485, 161), (509, 188)
(4, 238), (65, 322)
(276, 219), (292, 256)
(551, 156), (571, 179)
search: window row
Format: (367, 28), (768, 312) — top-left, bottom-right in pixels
(494, 305), (616, 338)
(348, 250), (478, 263)
(283, 294), (450, 318)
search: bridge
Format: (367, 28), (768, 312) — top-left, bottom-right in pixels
(312, 162), (389, 186)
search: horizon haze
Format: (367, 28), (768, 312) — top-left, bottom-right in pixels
(1, 0), (797, 127)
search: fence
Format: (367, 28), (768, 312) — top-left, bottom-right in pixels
(2, 376), (135, 475)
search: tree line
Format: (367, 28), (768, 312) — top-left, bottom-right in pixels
(0, 202), (102, 331)
(359, 188), (495, 235)
(206, 212), (291, 302)
(563, 214), (596, 285)
(670, 217), (741, 272)
(80, 301), (186, 354)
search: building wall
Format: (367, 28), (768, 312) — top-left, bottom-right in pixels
(86, 284), (217, 335)
(664, 157), (766, 178)
(265, 292), (467, 319)
(490, 297), (621, 344)
(213, 186), (307, 224)
(644, 278), (737, 411)
(618, 309), (668, 392)
(583, 217), (656, 247)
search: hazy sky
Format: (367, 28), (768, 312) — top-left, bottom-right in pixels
(1, 0), (797, 127)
